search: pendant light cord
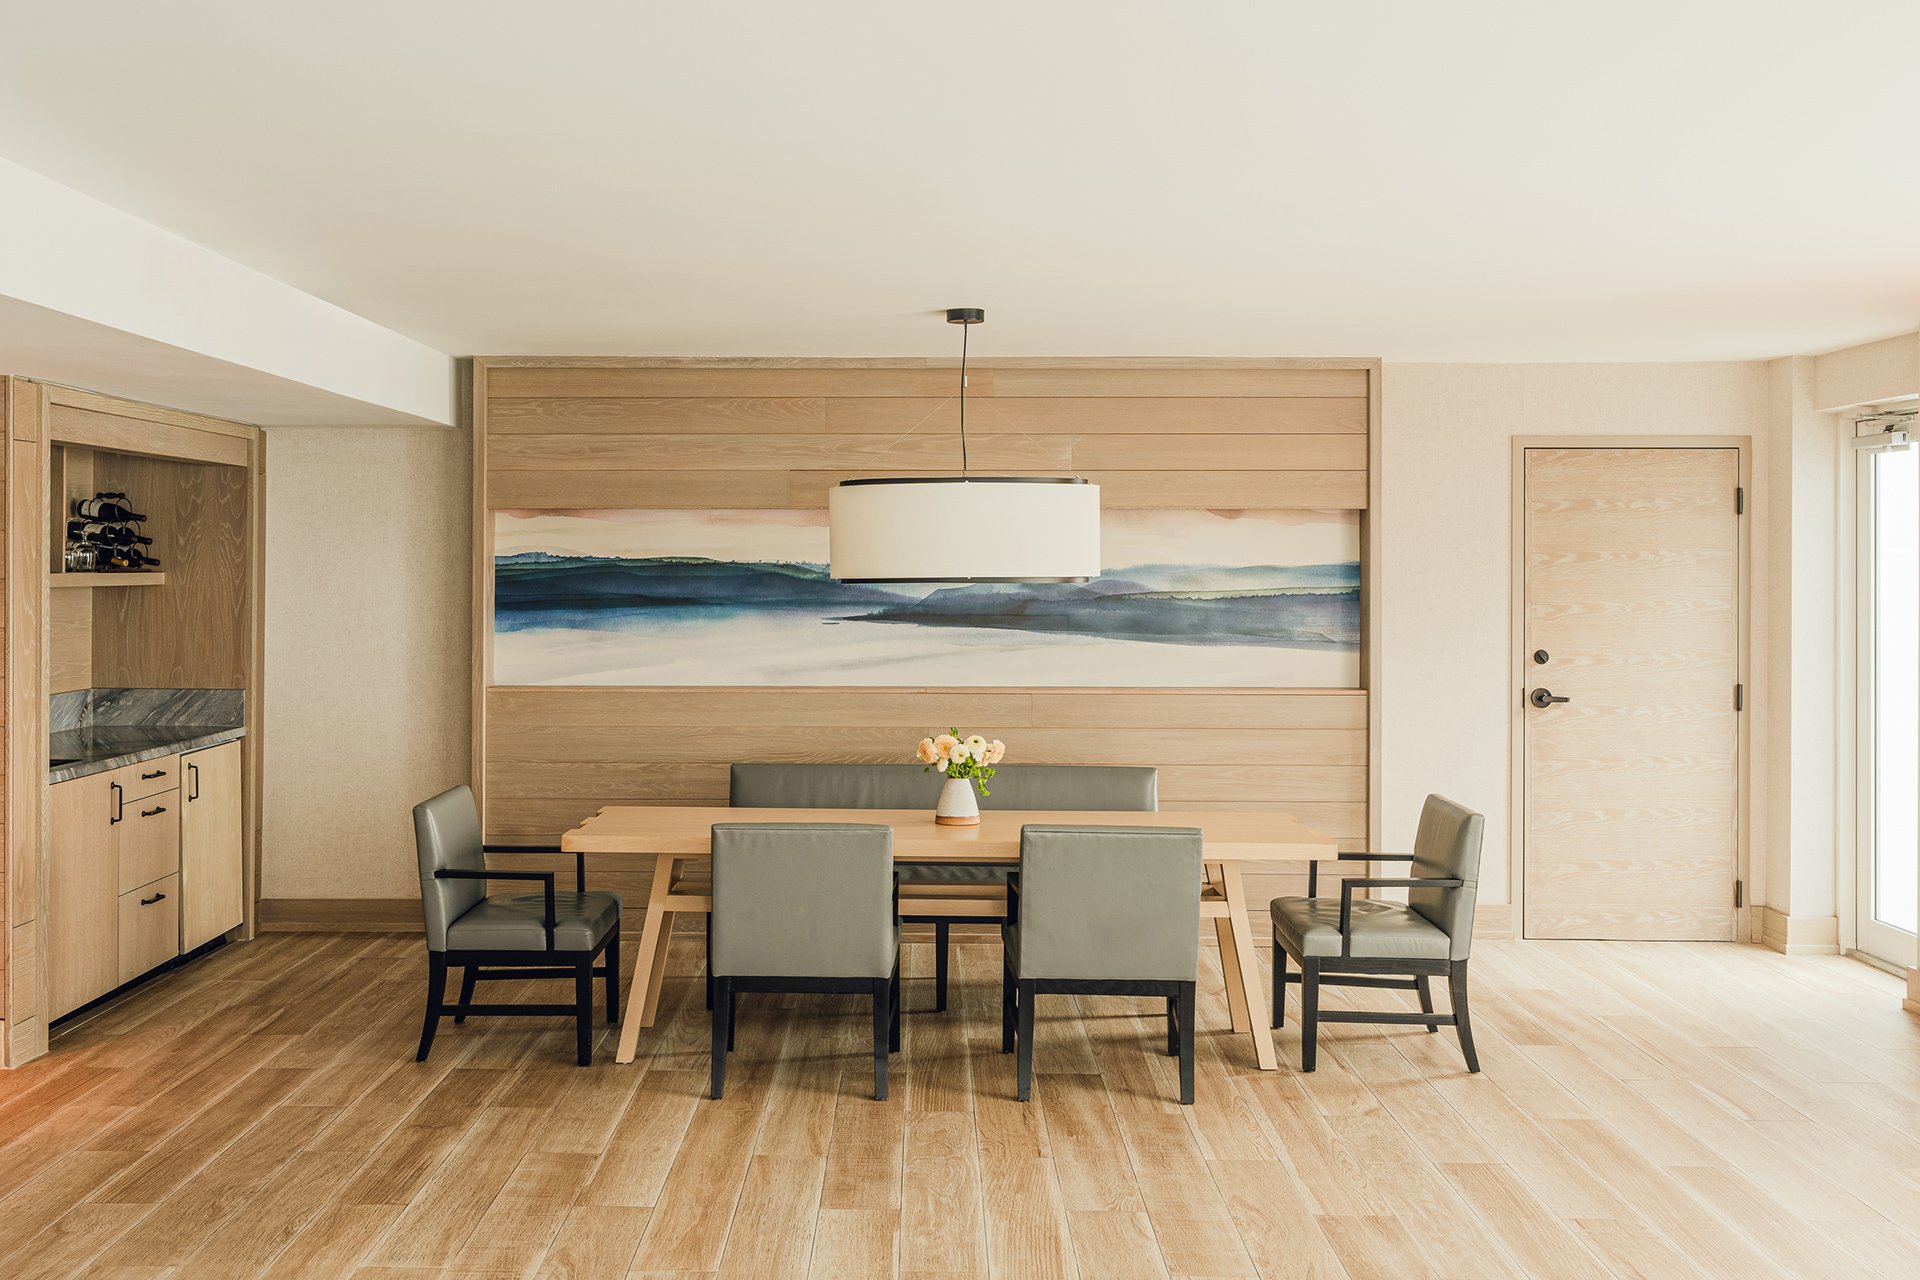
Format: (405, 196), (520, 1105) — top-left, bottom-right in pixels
(959, 320), (970, 477)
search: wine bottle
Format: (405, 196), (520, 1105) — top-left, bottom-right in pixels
(67, 520), (150, 546)
(75, 494), (147, 522)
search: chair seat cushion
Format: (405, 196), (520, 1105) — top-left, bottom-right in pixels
(447, 890), (622, 952)
(1270, 896), (1449, 960)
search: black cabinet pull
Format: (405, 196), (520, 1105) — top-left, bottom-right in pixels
(110, 781), (124, 825)
(140, 805), (167, 818)
(140, 768), (167, 780)
(140, 891), (167, 906)
(188, 763), (200, 801)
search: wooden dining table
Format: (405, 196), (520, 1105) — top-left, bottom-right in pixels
(560, 805), (1339, 1069)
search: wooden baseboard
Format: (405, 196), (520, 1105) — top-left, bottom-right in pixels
(257, 898), (424, 932)
(1758, 906), (1841, 955)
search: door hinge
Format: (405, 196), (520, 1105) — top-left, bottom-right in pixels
(1736, 486), (1745, 514)
(1734, 879), (1744, 908)
(1734, 683), (1744, 711)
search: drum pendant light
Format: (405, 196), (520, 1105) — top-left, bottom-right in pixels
(829, 309), (1101, 583)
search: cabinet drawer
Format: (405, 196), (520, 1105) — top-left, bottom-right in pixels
(118, 874), (180, 986)
(120, 757), (182, 804)
(118, 791), (181, 894)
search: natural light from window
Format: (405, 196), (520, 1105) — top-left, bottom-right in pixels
(1872, 445), (1918, 935)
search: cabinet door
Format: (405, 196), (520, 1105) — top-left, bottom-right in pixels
(48, 772), (121, 1018)
(180, 741), (245, 951)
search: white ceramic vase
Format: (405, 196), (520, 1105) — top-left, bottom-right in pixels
(935, 775), (981, 826)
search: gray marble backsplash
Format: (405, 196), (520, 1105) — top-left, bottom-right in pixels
(51, 687), (245, 732)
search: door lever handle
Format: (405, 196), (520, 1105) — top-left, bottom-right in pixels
(1529, 688), (1571, 709)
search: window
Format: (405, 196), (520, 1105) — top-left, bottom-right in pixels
(1858, 421), (1919, 967)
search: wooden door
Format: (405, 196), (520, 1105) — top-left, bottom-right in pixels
(47, 772), (120, 1016)
(1522, 447), (1741, 940)
(180, 741), (244, 951)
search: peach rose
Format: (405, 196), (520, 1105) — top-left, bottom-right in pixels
(916, 737), (939, 764)
(985, 739), (1006, 765)
(933, 733), (959, 760)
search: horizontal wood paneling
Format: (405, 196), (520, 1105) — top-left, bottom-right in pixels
(477, 359), (1374, 861)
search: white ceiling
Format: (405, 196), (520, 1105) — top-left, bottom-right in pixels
(0, 2), (1914, 363)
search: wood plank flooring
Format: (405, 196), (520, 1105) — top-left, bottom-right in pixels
(1, 930), (1918, 1278)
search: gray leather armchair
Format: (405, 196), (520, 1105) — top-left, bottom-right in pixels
(1000, 824), (1202, 1104)
(729, 763), (1157, 1011)
(412, 785), (622, 1066)
(709, 823), (901, 1101)
(1271, 793), (1484, 1072)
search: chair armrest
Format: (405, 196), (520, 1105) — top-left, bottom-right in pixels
(436, 867), (557, 947)
(484, 842), (584, 892)
(1336, 876), (1464, 958)
(1310, 851), (1414, 895)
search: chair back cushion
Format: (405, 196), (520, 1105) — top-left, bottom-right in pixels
(729, 762), (1157, 812)
(1014, 825), (1201, 981)
(710, 823), (897, 979)
(1407, 794), (1485, 959)
(413, 785), (487, 951)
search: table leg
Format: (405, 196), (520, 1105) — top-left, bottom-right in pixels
(1220, 860), (1278, 1071)
(641, 909), (677, 1025)
(1209, 863), (1249, 1032)
(615, 854), (675, 1064)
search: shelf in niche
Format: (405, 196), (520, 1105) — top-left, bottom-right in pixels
(50, 572), (169, 589)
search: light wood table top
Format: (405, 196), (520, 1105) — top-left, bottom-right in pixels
(562, 805), (1338, 862)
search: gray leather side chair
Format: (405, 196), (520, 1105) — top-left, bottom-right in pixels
(1001, 824), (1202, 1104)
(709, 823), (901, 1101)
(413, 785), (622, 1067)
(729, 763), (1157, 1011)
(1270, 793), (1484, 1073)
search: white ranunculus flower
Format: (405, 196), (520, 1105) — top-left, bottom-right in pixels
(965, 735), (987, 758)
(936, 758), (949, 772)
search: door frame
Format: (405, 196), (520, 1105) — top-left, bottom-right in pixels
(1508, 436), (1754, 942)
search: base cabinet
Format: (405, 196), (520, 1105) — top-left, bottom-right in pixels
(181, 742), (245, 952)
(46, 745), (240, 1021)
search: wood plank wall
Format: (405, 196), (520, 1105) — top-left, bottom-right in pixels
(475, 358), (1378, 918)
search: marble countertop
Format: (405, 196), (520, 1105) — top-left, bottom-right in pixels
(50, 725), (247, 785)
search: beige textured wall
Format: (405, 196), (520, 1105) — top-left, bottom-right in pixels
(262, 425), (471, 900)
(1378, 362), (1774, 914)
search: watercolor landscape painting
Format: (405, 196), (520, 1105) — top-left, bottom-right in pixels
(492, 509), (1360, 687)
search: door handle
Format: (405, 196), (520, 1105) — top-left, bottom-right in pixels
(1529, 688), (1571, 709)
(110, 781), (124, 824)
(188, 762), (199, 801)
(140, 891), (167, 906)
(140, 805), (167, 818)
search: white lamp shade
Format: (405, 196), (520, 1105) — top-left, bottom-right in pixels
(829, 477), (1101, 582)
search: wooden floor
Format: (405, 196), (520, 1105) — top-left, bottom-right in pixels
(2, 933), (1919, 1280)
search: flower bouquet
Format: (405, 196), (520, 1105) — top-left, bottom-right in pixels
(915, 729), (1007, 826)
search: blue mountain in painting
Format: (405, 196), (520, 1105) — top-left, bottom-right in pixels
(494, 552), (1358, 650)
(494, 554), (912, 610)
(844, 579), (1359, 648)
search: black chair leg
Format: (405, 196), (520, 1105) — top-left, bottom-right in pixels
(1166, 995), (1178, 1056)
(1015, 980), (1036, 1102)
(889, 965), (902, 1053)
(1176, 982), (1196, 1105)
(709, 977), (729, 1099)
(1001, 957), (1016, 1054)
(705, 914), (714, 1011)
(872, 978), (891, 1101)
(575, 961), (594, 1066)
(934, 921), (950, 1012)
(1300, 959), (1320, 1073)
(726, 984), (737, 1052)
(1272, 946), (1287, 1028)
(1448, 960), (1480, 1072)
(454, 965), (479, 1025)
(1416, 974), (1437, 1032)
(606, 931), (622, 1024)
(416, 953), (448, 1062)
